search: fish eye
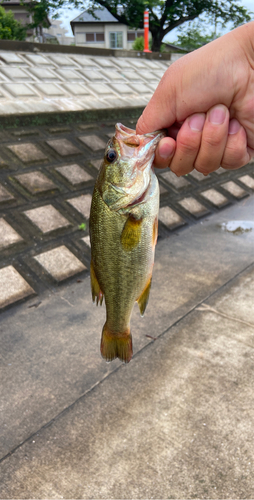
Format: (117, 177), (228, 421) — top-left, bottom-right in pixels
(106, 149), (117, 163)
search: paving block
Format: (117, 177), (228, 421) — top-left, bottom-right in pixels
(144, 60), (161, 69)
(34, 245), (86, 281)
(81, 235), (91, 247)
(128, 59), (147, 69)
(0, 155), (8, 166)
(152, 70), (166, 79)
(110, 83), (135, 94)
(113, 58), (132, 69)
(62, 83), (91, 95)
(67, 194), (92, 218)
(87, 83), (112, 95)
(238, 174), (254, 189)
(0, 265), (34, 308)
(56, 164), (93, 184)
(214, 167), (227, 175)
(24, 205), (70, 233)
(14, 171), (57, 194)
(3, 83), (36, 97)
(46, 139), (81, 156)
(122, 71), (144, 81)
(161, 170), (190, 190)
(159, 206), (185, 229)
(136, 70), (159, 81)
(100, 69), (126, 81)
(70, 55), (97, 67)
(28, 68), (57, 80)
(147, 82), (159, 92)
(90, 159), (102, 170)
(0, 184), (14, 202)
(78, 69), (106, 81)
(200, 188), (229, 207)
(91, 57), (113, 67)
(222, 181), (247, 198)
(0, 52), (24, 64)
(24, 54), (51, 65)
(130, 82), (152, 94)
(79, 135), (107, 151)
(159, 183), (168, 194)
(189, 170), (209, 181)
(56, 69), (83, 80)
(48, 55), (75, 66)
(179, 197), (208, 217)
(8, 143), (48, 163)
(35, 83), (65, 96)
(1, 67), (30, 80)
(0, 219), (23, 249)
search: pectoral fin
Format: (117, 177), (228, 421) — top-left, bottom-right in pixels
(121, 216), (142, 251)
(137, 276), (152, 317)
(90, 261), (104, 305)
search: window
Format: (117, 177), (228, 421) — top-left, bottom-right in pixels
(85, 33), (105, 42)
(127, 32), (136, 42)
(110, 32), (123, 49)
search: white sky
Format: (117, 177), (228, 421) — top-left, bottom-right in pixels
(56, 0), (254, 40)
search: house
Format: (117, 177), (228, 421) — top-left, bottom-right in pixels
(70, 6), (144, 50)
(44, 19), (75, 45)
(0, 0), (50, 39)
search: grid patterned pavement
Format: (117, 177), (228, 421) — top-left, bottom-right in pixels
(0, 118), (253, 311)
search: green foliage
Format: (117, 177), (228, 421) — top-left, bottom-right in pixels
(0, 6), (26, 40)
(79, 222), (86, 231)
(23, 0), (55, 29)
(132, 36), (144, 51)
(83, 0), (252, 51)
(175, 20), (218, 51)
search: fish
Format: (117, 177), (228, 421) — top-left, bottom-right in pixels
(89, 123), (165, 363)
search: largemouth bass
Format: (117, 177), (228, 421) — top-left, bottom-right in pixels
(89, 123), (165, 363)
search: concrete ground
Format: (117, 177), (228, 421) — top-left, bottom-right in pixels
(1, 194), (254, 499)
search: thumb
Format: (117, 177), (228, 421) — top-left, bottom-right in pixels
(136, 33), (237, 135)
(136, 65), (177, 135)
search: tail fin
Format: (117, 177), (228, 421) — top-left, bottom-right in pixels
(100, 323), (133, 363)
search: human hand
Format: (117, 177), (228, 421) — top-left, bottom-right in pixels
(136, 22), (254, 176)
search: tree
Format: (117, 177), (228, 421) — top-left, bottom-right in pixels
(175, 19), (218, 51)
(0, 6), (26, 40)
(22, 0), (54, 40)
(83, 0), (252, 51)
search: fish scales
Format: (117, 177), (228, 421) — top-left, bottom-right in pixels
(89, 123), (165, 363)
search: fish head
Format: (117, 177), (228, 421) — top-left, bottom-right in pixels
(97, 123), (166, 211)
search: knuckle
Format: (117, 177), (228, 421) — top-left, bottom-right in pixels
(202, 134), (223, 149)
(177, 137), (199, 157)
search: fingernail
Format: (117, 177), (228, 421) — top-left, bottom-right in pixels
(159, 141), (174, 160)
(209, 105), (227, 125)
(228, 118), (241, 135)
(188, 113), (205, 132)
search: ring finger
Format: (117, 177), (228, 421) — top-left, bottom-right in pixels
(194, 105), (229, 174)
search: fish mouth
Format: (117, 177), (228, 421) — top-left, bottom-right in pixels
(115, 123), (166, 165)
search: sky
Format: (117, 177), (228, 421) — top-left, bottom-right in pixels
(57, 0), (254, 40)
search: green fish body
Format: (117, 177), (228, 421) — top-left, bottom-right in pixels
(89, 124), (165, 363)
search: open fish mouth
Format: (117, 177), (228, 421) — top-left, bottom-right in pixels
(115, 123), (166, 166)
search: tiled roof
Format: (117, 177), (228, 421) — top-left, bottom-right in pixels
(71, 6), (118, 24)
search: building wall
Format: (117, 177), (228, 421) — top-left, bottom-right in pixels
(74, 23), (138, 50)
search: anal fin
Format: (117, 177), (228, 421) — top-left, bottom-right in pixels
(90, 261), (104, 305)
(137, 276), (152, 317)
(121, 216), (142, 251)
